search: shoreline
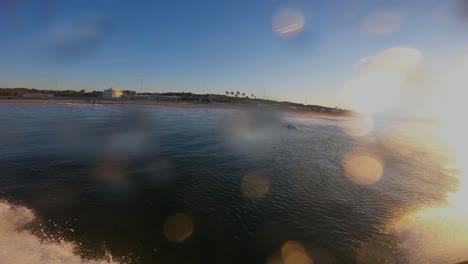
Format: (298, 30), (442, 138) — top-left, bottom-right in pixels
(0, 99), (347, 118)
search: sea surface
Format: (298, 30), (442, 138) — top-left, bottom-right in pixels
(0, 103), (462, 264)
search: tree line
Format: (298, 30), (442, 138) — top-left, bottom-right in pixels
(224, 91), (255, 99)
(0, 88), (102, 97)
(0, 87), (346, 114)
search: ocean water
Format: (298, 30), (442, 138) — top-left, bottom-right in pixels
(0, 103), (460, 263)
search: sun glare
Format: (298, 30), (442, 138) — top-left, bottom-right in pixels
(389, 53), (468, 263)
(346, 70), (403, 114)
(343, 47), (422, 115)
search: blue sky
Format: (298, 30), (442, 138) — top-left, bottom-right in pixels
(1, 0), (467, 105)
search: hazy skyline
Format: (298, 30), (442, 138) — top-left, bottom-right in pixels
(1, 0), (468, 107)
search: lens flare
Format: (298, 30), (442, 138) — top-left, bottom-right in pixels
(93, 157), (128, 183)
(241, 173), (270, 200)
(272, 9), (304, 38)
(224, 110), (283, 154)
(163, 213), (194, 243)
(47, 14), (112, 62)
(281, 240), (313, 264)
(343, 154), (383, 185)
(388, 53), (468, 263)
(340, 115), (374, 137)
(343, 47), (422, 114)
(357, 47), (422, 77)
(346, 70), (403, 114)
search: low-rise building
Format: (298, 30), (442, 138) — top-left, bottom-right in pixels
(102, 87), (123, 99)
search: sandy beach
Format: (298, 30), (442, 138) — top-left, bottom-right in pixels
(0, 98), (347, 118)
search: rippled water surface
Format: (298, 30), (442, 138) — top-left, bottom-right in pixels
(0, 103), (457, 263)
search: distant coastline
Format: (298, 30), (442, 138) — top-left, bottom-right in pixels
(0, 87), (351, 117)
(0, 98), (349, 118)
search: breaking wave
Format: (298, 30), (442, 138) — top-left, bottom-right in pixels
(0, 201), (120, 264)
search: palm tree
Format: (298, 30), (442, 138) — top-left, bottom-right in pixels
(235, 91), (240, 98)
(225, 91), (229, 96)
(230, 91), (234, 96)
(251, 94), (254, 98)
(242, 92), (245, 98)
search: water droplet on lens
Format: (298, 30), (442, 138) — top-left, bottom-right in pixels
(163, 213), (194, 242)
(273, 9), (305, 38)
(343, 154), (383, 185)
(281, 240), (313, 264)
(241, 173), (270, 200)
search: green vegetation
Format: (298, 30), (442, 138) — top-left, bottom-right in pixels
(0, 88), (346, 114)
(0, 88), (102, 97)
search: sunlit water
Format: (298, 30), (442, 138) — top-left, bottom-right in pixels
(0, 103), (464, 264)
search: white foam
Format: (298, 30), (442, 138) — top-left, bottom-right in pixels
(0, 201), (119, 264)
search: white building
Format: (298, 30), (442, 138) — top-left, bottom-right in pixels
(103, 87), (123, 99)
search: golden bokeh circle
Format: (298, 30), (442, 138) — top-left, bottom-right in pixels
(343, 154), (383, 185)
(241, 173), (270, 200)
(163, 213), (194, 242)
(281, 240), (313, 264)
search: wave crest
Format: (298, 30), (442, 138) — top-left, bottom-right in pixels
(0, 201), (120, 264)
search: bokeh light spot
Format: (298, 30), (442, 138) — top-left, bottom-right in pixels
(93, 157), (128, 183)
(47, 14), (112, 62)
(281, 240), (313, 264)
(241, 173), (270, 200)
(343, 154), (383, 185)
(163, 213), (194, 243)
(272, 9), (304, 38)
